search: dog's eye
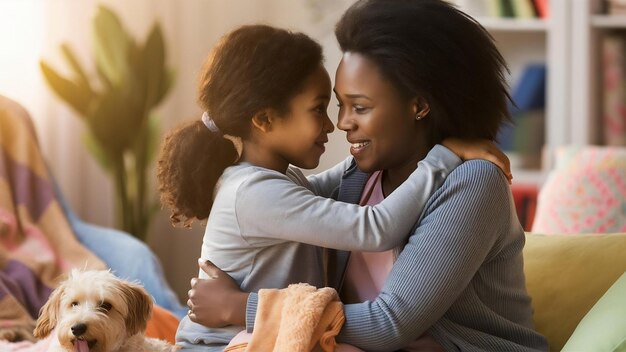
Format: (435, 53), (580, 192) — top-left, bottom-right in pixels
(71, 301), (79, 307)
(99, 301), (112, 312)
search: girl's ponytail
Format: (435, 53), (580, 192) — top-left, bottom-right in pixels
(157, 120), (238, 227)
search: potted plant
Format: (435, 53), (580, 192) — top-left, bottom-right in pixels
(40, 5), (174, 241)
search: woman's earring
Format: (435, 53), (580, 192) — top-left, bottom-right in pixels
(415, 114), (423, 121)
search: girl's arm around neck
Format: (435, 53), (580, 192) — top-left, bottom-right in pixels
(303, 156), (353, 198)
(235, 144), (461, 251)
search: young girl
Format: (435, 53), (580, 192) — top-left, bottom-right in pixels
(157, 24), (510, 351)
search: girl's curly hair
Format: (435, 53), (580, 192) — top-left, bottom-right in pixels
(157, 25), (323, 227)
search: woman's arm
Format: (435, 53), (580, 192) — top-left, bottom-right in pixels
(336, 161), (512, 350)
(236, 144), (460, 251)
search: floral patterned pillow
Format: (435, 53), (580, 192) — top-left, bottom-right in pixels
(532, 146), (626, 234)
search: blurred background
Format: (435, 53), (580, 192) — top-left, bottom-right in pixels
(0, 0), (355, 301)
(0, 0), (621, 302)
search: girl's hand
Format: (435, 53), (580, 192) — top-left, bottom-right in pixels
(442, 138), (513, 184)
(187, 259), (248, 327)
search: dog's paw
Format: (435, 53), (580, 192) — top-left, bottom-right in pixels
(0, 326), (37, 342)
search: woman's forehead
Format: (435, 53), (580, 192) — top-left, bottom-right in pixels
(334, 53), (400, 100)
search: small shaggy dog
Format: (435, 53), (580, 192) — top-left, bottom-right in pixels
(33, 270), (177, 352)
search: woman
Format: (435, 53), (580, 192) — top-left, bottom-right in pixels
(164, 24), (508, 351)
(187, 0), (548, 351)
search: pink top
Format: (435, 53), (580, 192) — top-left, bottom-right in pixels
(342, 171), (445, 352)
(342, 171), (394, 303)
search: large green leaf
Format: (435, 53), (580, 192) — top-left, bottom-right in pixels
(40, 60), (93, 116)
(127, 24), (165, 115)
(142, 24), (166, 110)
(127, 44), (147, 116)
(86, 88), (144, 153)
(92, 5), (131, 87)
(95, 59), (113, 89)
(60, 43), (93, 96)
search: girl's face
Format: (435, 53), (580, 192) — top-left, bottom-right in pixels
(270, 65), (334, 170)
(334, 52), (424, 173)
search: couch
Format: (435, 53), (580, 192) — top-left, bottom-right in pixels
(0, 95), (185, 348)
(522, 146), (626, 352)
(523, 232), (626, 352)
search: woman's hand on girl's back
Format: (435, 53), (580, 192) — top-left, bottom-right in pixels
(187, 259), (248, 327)
(442, 138), (513, 184)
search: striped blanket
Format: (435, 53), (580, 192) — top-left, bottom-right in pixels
(0, 96), (107, 344)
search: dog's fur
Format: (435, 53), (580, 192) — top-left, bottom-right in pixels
(33, 270), (177, 352)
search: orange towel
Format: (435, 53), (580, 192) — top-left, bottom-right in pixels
(225, 283), (344, 352)
(145, 305), (179, 344)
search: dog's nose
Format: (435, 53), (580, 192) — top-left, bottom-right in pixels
(71, 323), (87, 336)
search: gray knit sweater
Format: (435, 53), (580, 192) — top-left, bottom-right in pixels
(247, 160), (549, 351)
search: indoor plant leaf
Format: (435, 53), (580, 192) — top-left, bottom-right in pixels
(141, 24), (166, 110)
(126, 41), (152, 124)
(41, 5), (174, 242)
(60, 43), (94, 97)
(40, 60), (93, 116)
(92, 5), (131, 87)
(86, 87), (142, 153)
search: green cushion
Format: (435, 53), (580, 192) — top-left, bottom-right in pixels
(523, 233), (626, 351)
(561, 271), (626, 352)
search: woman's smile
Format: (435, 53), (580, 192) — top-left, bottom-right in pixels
(349, 140), (371, 155)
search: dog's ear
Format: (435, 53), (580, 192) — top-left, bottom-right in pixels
(120, 281), (153, 335)
(33, 282), (65, 338)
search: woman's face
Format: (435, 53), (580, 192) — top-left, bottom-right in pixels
(270, 65), (334, 170)
(334, 52), (424, 173)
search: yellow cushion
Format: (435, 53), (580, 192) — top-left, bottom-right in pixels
(523, 232), (626, 352)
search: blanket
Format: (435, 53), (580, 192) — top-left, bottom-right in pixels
(0, 96), (179, 349)
(225, 283), (344, 352)
(0, 96), (106, 343)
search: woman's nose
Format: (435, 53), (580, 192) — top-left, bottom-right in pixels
(336, 109), (352, 132)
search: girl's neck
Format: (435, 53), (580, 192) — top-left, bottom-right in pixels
(240, 140), (288, 174)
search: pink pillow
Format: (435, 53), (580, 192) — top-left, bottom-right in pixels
(532, 146), (626, 234)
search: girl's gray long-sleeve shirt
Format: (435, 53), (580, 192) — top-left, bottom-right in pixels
(176, 145), (460, 350)
(246, 160), (549, 352)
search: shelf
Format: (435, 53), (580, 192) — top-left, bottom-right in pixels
(476, 17), (548, 32)
(591, 15), (626, 28)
